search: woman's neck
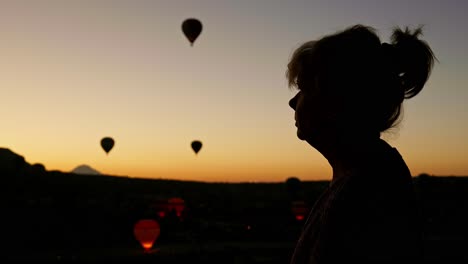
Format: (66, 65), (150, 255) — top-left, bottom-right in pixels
(311, 132), (383, 181)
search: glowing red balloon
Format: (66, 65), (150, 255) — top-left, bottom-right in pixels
(151, 199), (169, 218)
(133, 219), (160, 251)
(168, 197), (185, 217)
(291, 200), (309, 221)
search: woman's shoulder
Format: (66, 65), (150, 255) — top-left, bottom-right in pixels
(363, 139), (412, 179)
(337, 141), (413, 196)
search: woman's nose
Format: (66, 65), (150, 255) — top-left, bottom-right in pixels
(289, 93), (298, 110)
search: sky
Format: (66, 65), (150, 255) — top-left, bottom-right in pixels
(0, 0), (467, 183)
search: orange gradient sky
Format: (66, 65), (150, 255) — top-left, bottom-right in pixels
(1, 1), (467, 182)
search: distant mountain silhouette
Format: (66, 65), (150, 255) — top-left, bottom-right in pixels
(71, 164), (101, 175)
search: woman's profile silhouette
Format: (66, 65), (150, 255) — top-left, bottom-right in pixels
(287, 24), (436, 263)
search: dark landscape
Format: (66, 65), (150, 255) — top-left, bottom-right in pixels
(1, 148), (467, 263)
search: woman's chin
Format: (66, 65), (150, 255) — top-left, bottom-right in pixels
(297, 130), (309, 141)
(298, 130), (320, 145)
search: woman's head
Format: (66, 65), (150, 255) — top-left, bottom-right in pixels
(287, 24), (436, 142)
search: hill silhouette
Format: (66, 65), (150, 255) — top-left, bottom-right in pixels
(0, 147), (27, 172)
(1, 148), (467, 263)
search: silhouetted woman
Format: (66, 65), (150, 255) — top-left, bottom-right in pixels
(287, 24), (436, 263)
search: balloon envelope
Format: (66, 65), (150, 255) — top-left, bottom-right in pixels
(191, 140), (202, 154)
(182, 18), (202, 46)
(133, 219), (160, 251)
(100, 137), (114, 154)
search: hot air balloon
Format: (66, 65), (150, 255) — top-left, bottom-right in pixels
(168, 197), (185, 218)
(150, 198), (169, 218)
(191, 140), (202, 155)
(291, 200), (309, 221)
(182, 18), (202, 46)
(100, 137), (114, 155)
(133, 219), (160, 252)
